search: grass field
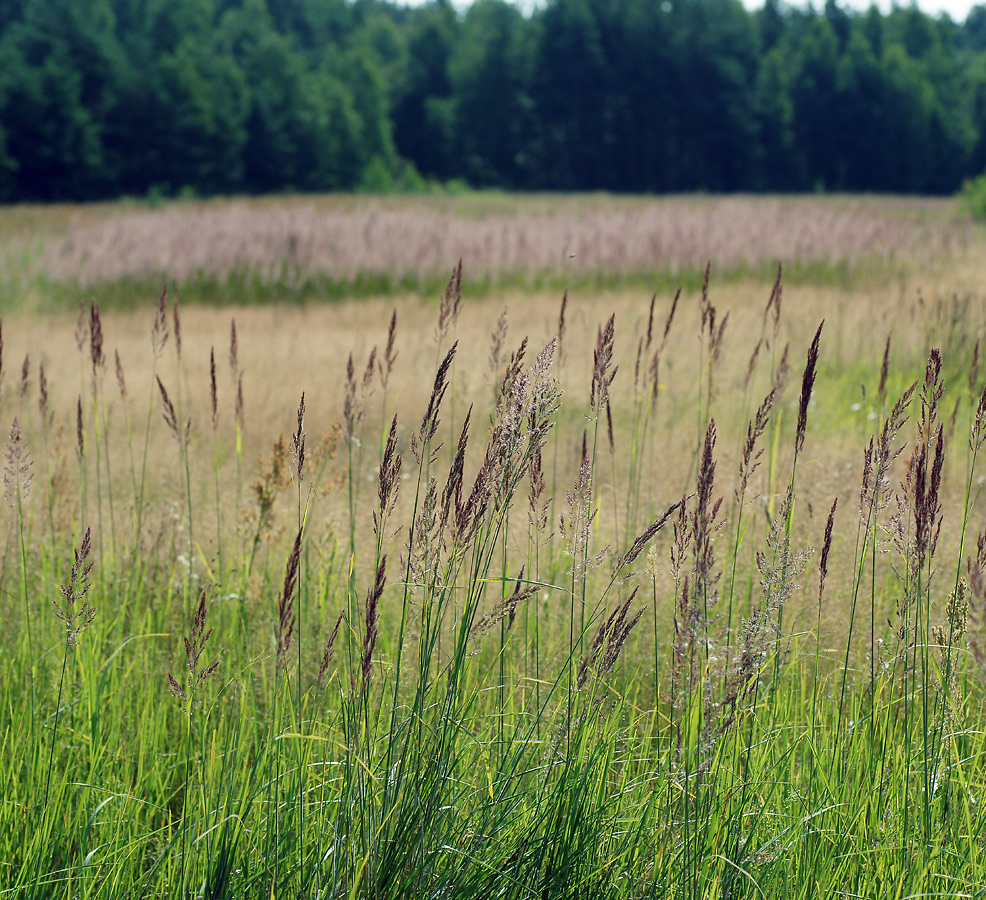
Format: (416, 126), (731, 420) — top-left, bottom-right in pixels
(2, 193), (986, 898)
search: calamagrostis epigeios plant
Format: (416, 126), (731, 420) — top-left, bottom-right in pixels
(671, 420), (723, 771)
(414, 342), (458, 460)
(167, 589), (220, 893)
(168, 590), (220, 715)
(360, 556), (386, 694)
(436, 259), (462, 345)
(795, 321), (824, 461)
(317, 612), (345, 688)
(44, 526), (95, 810)
(577, 589), (645, 690)
(5, 417), (35, 745)
(375, 415), (403, 545)
(276, 528), (302, 672)
(967, 531), (986, 674)
(380, 310), (398, 390)
(469, 567), (537, 640)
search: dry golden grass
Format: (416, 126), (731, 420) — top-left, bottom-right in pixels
(8, 265), (983, 654)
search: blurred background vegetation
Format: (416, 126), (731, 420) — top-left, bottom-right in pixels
(4, 0), (986, 202)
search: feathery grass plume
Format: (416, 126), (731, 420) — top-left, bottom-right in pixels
(912, 423), (945, 571)
(292, 392), (306, 483)
(489, 308), (508, 384)
(316, 612), (345, 687)
(722, 486), (808, 720)
(560, 438), (604, 582)
(157, 376), (189, 446)
(556, 291), (567, 364)
(342, 354), (357, 441)
(918, 348), (944, 446)
(591, 314), (617, 417)
(74, 300), (88, 353)
(577, 589), (644, 688)
(819, 498), (838, 603)
(670, 495), (689, 584)
(415, 342), (458, 454)
(152, 285), (168, 358)
(969, 339), (981, 398)
(645, 293), (656, 351)
(772, 343), (791, 395)
(209, 349), (218, 430)
(878, 333), (892, 406)
(737, 386), (776, 501)
(765, 263), (783, 321)
(4, 417), (33, 504)
(43, 524), (96, 812)
(634, 296), (657, 395)
(699, 261), (712, 329)
(719, 489), (807, 738)
(860, 382), (916, 516)
(18, 355), (29, 398)
(437, 259), (463, 342)
(276, 528), (302, 671)
(341, 350), (376, 444)
(408, 478), (440, 590)
(649, 286), (681, 399)
(38, 362), (50, 426)
(250, 436), (291, 562)
(235, 372), (244, 431)
(360, 556), (386, 692)
(114, 350), (127, 401)
(616, 500), (683, 573)
(76, 396), (84, 461)
(228, 318), (238, 375)
(53, 526), (95, 646)
(172, 295), (182, 361)
(763, 263), (783, 338)
(375, 415), (403, 537)
(89, 301), (105, 373)
(795, 321), (824, 457)
(380, 309), (398, 389)
(441, 405), (471, 530)
(528, 444), (549, 533)
(451, 341), (560, 552)
(743, 339), (763, 391)
(967, 533), (986, 672)
(693, 420), (722, 589)
(897, 349), (945, 572)
(495, 338), (528, 421)
(971, 379), (986, 451)
(168, 590), (220, 716)
(471, 568), (537, 639)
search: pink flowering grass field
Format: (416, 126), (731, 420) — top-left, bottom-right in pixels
(2, 193), (986, 898)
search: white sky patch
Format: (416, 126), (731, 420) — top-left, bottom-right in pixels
(395, 0), (980, 25)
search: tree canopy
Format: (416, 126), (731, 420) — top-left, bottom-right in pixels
(1, 0), (986, 200)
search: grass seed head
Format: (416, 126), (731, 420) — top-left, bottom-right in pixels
(796, 320), (824, 457)
(151, 284), (168, 358)
(3, 417), (32, 505)
(276, 528), (303, 671)
(53, 526), (95, 646)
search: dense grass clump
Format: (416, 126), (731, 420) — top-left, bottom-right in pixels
(2, 264), (986, 899)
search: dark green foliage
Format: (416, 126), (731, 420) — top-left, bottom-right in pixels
(2, 0), (986, 200)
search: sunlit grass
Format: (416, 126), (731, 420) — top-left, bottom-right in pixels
(1, 200), (986, 897)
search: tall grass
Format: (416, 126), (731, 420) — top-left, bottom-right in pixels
(1, 194), (982, 311)
(2, 266), (986, 899)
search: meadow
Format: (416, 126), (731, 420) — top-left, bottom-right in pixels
(2, 193), (986, 898)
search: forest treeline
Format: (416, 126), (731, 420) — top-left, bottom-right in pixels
(2, 0), (986, 201)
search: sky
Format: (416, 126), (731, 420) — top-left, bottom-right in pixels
(397, 0), (982, 24)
